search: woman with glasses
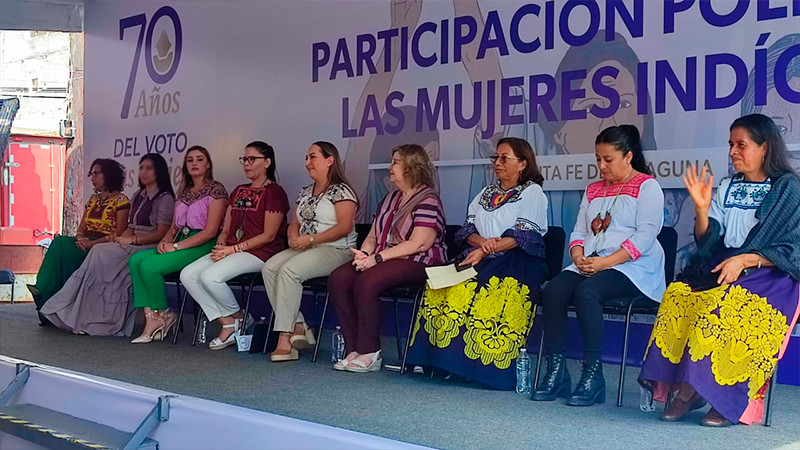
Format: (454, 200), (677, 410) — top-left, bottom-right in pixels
(261, 141), (357, 361)
(532, 126), (664, 406)
(28, 158), (130, 322)
(406, 137), (548, 390)
(40, 154), (175, 335)
(128, 146), (228, 344)
(181, 142), (289, 350)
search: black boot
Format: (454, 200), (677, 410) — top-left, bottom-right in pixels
(531, 353), (571, 401)
(565, 358), (605, 406)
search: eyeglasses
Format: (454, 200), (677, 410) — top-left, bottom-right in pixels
(239, 156), (266, 165)
(87, 171), (102, 178)
(489, 155), (520, 164)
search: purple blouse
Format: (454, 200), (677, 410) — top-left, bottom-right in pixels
(174, 181), (228, 230)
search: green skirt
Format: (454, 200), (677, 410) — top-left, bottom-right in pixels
(34, 235), (98, 309)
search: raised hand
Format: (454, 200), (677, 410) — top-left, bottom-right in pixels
(683, 164), (713, 211)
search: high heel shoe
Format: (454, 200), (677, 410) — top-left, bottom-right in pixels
(131, 311), (166, 344)
(160, 310), (178, 341)
(208, 321), (240, 350)
(289, 322), (316, 349)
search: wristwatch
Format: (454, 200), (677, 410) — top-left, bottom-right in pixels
(173, 243), (179, 251)
(374, 253), (383, 264)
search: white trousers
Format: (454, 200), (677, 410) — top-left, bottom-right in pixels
(180, 252), (264, 321)
(261, 246), (353, 332)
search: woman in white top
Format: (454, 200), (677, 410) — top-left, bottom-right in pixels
(532, 125), (665, 406)
(262, 141), (358, 362)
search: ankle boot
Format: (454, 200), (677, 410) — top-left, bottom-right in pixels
(565, 358), (605, 406)
(531, 353), (571, 401)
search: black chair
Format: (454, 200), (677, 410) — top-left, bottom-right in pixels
(533, 227), (677, 407)
(309, 223), (461, 364)
(0, 270), (14, 304)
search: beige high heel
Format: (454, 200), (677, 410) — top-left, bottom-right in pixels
(131, 311), (166, 344)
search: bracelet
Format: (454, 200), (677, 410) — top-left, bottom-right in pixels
(757, 257), (762, 269)
(133, 235), (137, 245)
(309, 235), (316, 246)
(361, 250), (369, 256)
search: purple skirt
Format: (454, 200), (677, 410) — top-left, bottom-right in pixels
(640, 266), (799, 424)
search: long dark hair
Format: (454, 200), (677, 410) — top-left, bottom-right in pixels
(90, 158), (126, 192)
(179, 145), (214, 194)
(595, 125), (652, 175)
(730, 114), (795, 178)
(312, 141), (357, 199)
(497, 137), (544, 186)
(245, 141), (277, 182)
(138, 153), (174, 197)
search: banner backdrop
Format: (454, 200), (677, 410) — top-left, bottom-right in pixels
(84, 0), (800, 268)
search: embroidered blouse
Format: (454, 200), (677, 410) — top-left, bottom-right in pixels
(566, 173), (666, 301)
(708, 176), (771, 249)
(455, 181), (548, 259)
(174, 181), (228, 230)
(296, 183), (358, 248)
(82, 192), (131, 238)
(373, 188), (447, 265)
(226, 183), (290, 261)
(128, 189), (174, 235)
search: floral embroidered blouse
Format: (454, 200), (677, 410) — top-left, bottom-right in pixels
(296, 183), (358, 248)
(709, 176), (771, 249)
(82, 192), (131, 238)
(174, 181), (228, 230)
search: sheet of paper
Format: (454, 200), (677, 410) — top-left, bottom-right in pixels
(425, 264), (478, 290)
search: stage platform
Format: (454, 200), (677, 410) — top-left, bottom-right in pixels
(1, 302), (799, 449)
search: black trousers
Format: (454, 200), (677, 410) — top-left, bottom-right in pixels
(541, 269), (643, 360)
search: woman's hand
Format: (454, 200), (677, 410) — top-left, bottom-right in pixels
(75, 236), (91, 251)
(683, 164), (713, 212)
(354, 253), (378, 272)
(712, 254), (752, 285)
(289, 234), (314, 250)
(461, 248), (486, 267)
(116, 235), (134, 245)
(576, 256), (609, 275)
(570, 246), (586, 266)
(479, 237), (501, 255)
(351, 248), (368, 264)
(157, 240), (173, 254)
(211, 245), (234, 262)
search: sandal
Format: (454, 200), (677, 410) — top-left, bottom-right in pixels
(334, 352), (359, 371)
(131, 311), (166, 344)
(270, 347), (299, 362)
(289, 322), (316, 349)
(209, 321), (239, 350)
(345, 350), (382, 373)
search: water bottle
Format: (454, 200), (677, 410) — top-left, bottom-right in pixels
(331, 326), (345, 362)
(640, 385), (655, 412)
(196, 315), (208, 344)
(515, 348), (531, 395)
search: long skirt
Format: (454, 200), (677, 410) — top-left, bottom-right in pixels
(33, 235), (90, 308)
(640, 267), (800, 424)
(41, 242), (155, 336)
(406, 248), (545, 390)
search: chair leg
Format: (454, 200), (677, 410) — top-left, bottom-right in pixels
(242, 275), (257, 321)
(533, 325), (545, 390)
(262, 311), (275, 355)
(10, 278), (14, 304)
(312, 293), (329, 363)
(172, 290), (189, 345)
(617, 301), (636, 407)
(191, 307), (206, 347)
(393, 297), (403, 360)
(764, 367), (777, 427)
(400, 287), (423, 375)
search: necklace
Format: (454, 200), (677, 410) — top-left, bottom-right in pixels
(590, 172), (636, 236)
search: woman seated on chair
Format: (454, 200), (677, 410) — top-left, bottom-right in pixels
(128, 146), (228, 344)
(261, 141), (357, 362)
(640, 114), (800, 427)
(406, 137), (548, 390)
(29, 159), (130, 318)
(40, 154), (174, 335)
(181, 142), (289, 351)
(328, 144), (447, 373)
(532, 125), (665, 406)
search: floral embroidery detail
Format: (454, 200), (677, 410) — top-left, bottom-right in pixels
(411, 279), (477, 348)
(569, 239), (584, 250)
(648, 282), (789, 400)
(621, 239), (641, 261)
(722, 177), (771, 210)
(478, 181), (534, 212)
(179, 181), (228, 205)
(297, 183), (356, 235)
(462, 276), (534, 369)
(233, 186), (264, 210)
(84, 192), (131, 235)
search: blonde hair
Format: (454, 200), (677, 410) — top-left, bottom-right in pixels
(392, 144), (435, 189)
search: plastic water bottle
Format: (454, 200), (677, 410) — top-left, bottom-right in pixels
(331, 326), (345, 362)
(640, 385), (655, 412)
(196, 315), (208, 344)
(516, 348), (531, 395)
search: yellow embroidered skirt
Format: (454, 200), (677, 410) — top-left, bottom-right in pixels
(640, 267), (800, 424)
(406, 249), (545, 390)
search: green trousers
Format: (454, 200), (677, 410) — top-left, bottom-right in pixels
(35, 235), (90, 308)
(129, 233), (215, 310)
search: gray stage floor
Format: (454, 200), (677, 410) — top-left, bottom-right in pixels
(1, 302), (798, 449)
